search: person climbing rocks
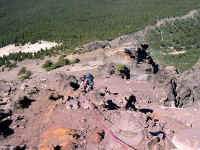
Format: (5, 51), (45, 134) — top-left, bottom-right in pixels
(80, 73), (94, 93)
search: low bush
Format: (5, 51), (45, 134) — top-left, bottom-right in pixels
(42, 55), (79, 71)
(5, 61), (17, 70)
(52, 56), (70, 69)
(18, 67), (32, 80)
(18, 67), (26, 76)
(24, 71), (32, 79)
(114, 64), (126, 72)
(70, 58), (80, 64)
(42, 60), (53, 71)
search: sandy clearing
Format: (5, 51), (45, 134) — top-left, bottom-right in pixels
(0, 41), (59, 57)
(169, 50), (186, 55)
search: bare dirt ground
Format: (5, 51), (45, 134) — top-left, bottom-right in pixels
(1, 67), (200, 150)
(168, 50), (186, 55)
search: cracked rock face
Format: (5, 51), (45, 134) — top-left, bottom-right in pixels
(154, 59), (200, 108)
(162, 59), (200, 108)
(107, 111), (144, 149)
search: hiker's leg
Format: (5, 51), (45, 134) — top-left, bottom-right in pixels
(90, 84), (93, 90)
(86, 85), (90, 92)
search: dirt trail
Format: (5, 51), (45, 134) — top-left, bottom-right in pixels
(155, 10), (198, 27)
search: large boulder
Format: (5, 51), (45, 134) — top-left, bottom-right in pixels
(55, 73), (79, 91)
(0, 80), (11, 97)
(172, 128), (200, 150)
(98, 63), (130, 79)
(107, 111), (144, 149)
(163, 78), (177, 107)
(0, 81), (17, 117)
(83, 40), (111, 51)
(0, 117), (14, 137)
(125, 44), (159, 75)
(0, 109), (11, 121)
(162, 59), (200, 108)
(20, 83), (40, 97)
(175, 62), (200, 107)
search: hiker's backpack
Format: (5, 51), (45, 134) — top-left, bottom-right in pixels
(84, 73), (94, 86)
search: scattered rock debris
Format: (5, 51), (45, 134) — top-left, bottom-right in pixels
(0, 40), (200, 150)
(49, 92), (63, 101)
(88, 127), (105, 144)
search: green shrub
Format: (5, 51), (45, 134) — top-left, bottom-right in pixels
(18, 68), (32, 80)
(23, 71), (32, 80)
(53, 56), (70, 68)
(18, 67), (26, 76)
(114, 64), (125, 72)
(6, 61), (17, 70)
(70, 58), (80, 64)
(42, 60), (53, 70)
(42, 55), (79, 71)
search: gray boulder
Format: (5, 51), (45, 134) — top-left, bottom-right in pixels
(107, 111), (144, 149)
(55, 73), (79, 91)
(0, 80), (11, 96)
(83, 40), (111, 51)
(163, 59), (200, 108)
(172, 128), (200, 150)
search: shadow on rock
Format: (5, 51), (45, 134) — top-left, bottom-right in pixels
(104, 100), (120, 110)
(0, 109), (12, 121)
(70, 82), (80, 91)
(49, 92), (64, 101)
(18, 96), (36, 109)
(53, 145), (61, 150)
(120, 66), (130, 80)
(125, 95), (137, 111)
(139, 108), (153, 114)
(15, 145), (26, 150)
(0, 119), (14, 137)
(150, 131), (166, 140)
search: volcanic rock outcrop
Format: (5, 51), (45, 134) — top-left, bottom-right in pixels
(161, 59), (200, 108)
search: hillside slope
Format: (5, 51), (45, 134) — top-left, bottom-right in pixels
(1, 0), (200, 49)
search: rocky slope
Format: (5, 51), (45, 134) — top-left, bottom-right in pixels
(0, 41), (200, 150)
(1, 9), (200, 150)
